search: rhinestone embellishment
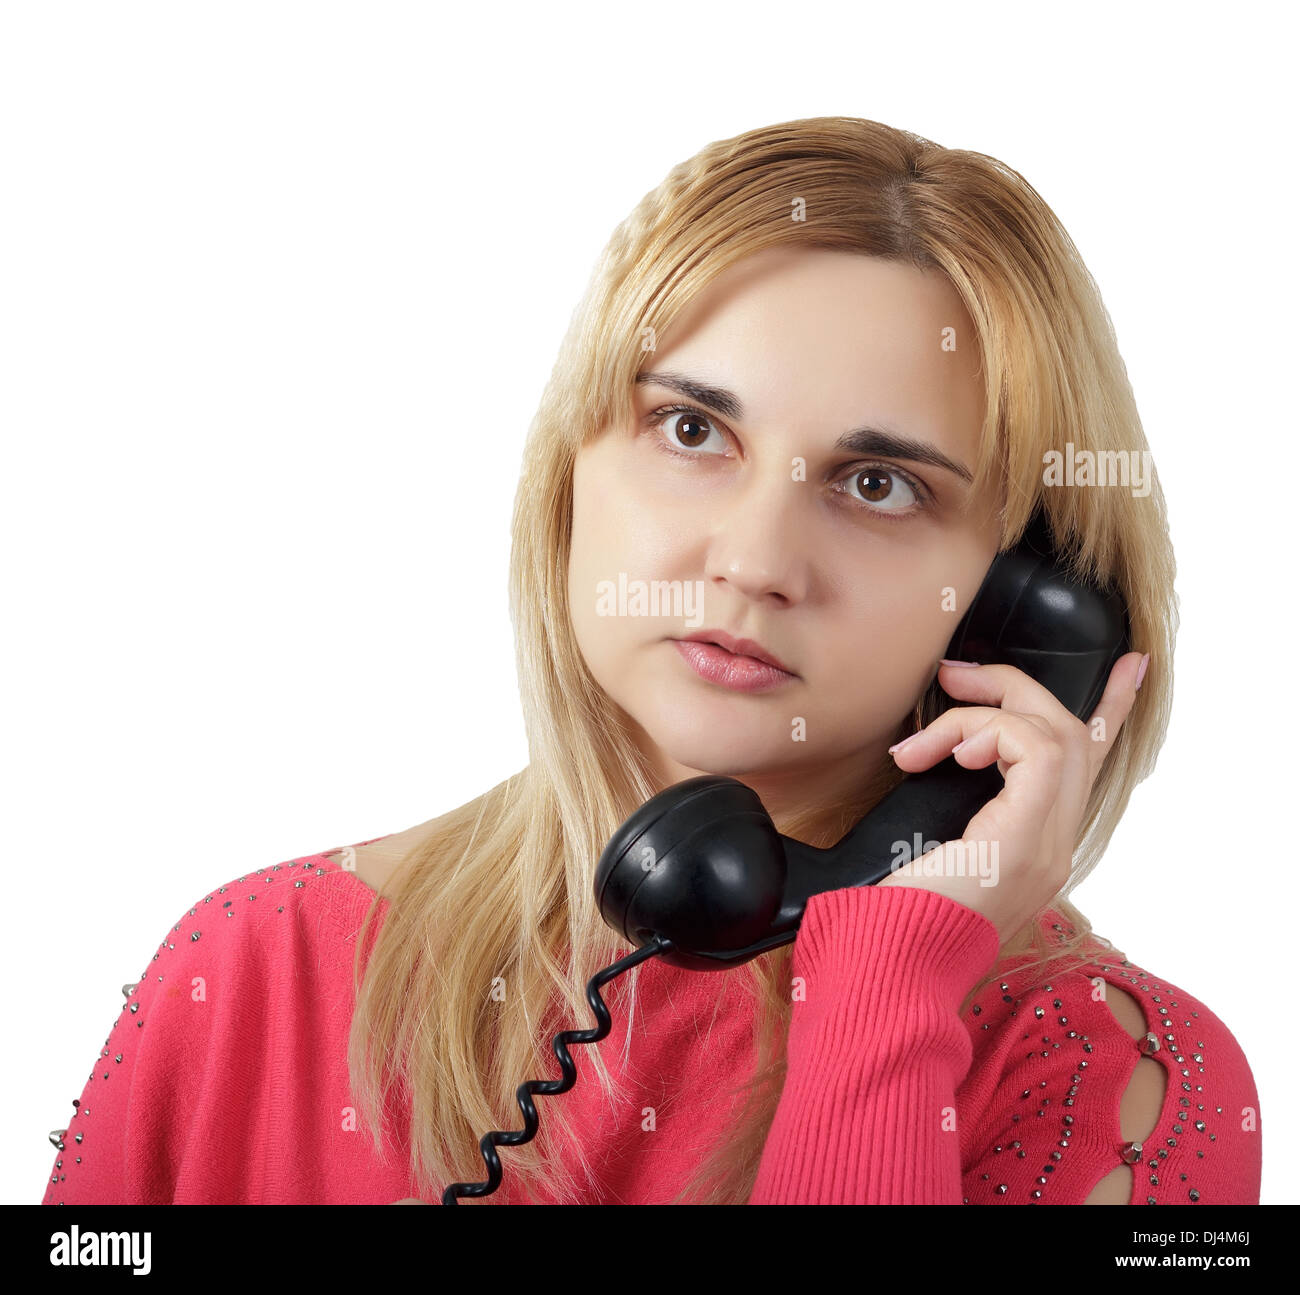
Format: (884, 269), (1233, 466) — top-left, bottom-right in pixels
(962, 948), (1218, 1206)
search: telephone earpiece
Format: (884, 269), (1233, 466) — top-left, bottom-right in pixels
(594, 507), (1132, 971)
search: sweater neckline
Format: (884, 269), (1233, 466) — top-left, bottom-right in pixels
(305, 833), (398, 905)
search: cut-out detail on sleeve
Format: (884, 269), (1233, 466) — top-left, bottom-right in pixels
(1082, 984), (1167, 1205)
(960, 951), (1259, 1205)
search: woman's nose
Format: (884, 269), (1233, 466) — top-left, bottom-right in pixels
(701, 476), (810, 604)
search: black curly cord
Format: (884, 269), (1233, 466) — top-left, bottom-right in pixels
(441, 934), (675, 1204)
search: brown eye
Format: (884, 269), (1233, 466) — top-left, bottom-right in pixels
(859, 468), (893, 501)
(843, 466), (920, 512)
(669, 413), (712, 448)
(647, 405), (728, 457)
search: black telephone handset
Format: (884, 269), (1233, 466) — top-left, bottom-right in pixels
(441, 508), (1132, 1201)
(593, 507), (1132, 971)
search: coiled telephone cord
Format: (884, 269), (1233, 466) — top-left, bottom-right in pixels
(441, 934), (673, 1204)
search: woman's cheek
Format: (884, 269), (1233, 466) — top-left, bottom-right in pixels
(809, 644), (924, 744)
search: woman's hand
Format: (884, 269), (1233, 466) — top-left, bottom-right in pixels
(391, 1198), (429, 1204)
(876, 651), (1148, 945)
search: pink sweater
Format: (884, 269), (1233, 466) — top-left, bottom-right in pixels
(41, 837), (1261, 1205)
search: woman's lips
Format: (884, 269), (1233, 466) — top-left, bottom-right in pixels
(671, 638), (798, 693)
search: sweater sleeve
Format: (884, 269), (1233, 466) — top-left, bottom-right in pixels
(40, 860), (346, 1205)
(40, 875), (279, 1205)
(749, 883), (1001, 1204)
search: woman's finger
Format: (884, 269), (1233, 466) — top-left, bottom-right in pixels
(890, 706), (1063, 852)
(951, 711), (1066, 875)
(887, 704), (1001, 769)
(1082, 651), (1147, 774)
(931, 659), (1089, 746)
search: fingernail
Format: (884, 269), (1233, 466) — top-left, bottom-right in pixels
(939, 658), (981, 668)
(888, 733), (919, 754)
(1135, 652), (1150, 691)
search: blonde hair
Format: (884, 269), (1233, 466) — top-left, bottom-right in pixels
(345, 116), (1176, 1205)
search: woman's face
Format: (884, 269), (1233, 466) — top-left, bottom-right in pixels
(567, 246), (1002, 820)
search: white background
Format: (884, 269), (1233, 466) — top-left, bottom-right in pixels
(4, 1), (1294, 1206)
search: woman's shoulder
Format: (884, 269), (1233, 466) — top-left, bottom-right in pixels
(113, 841), (391, 1011)
(183, 840), (390, 940)
(980, 919), (1258, 1087)
(961, 927), (1262, 1204)
(154, 839), (398, 1005)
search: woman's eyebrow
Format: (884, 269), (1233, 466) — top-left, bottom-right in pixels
(634, 370), (974, 485)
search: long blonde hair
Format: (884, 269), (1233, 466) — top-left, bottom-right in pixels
(345, 116), (1176, 1205)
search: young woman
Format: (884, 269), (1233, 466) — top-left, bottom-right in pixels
(43, 116), (1260, 1207)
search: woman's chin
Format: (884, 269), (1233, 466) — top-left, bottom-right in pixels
(642, 728), (796, 781)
